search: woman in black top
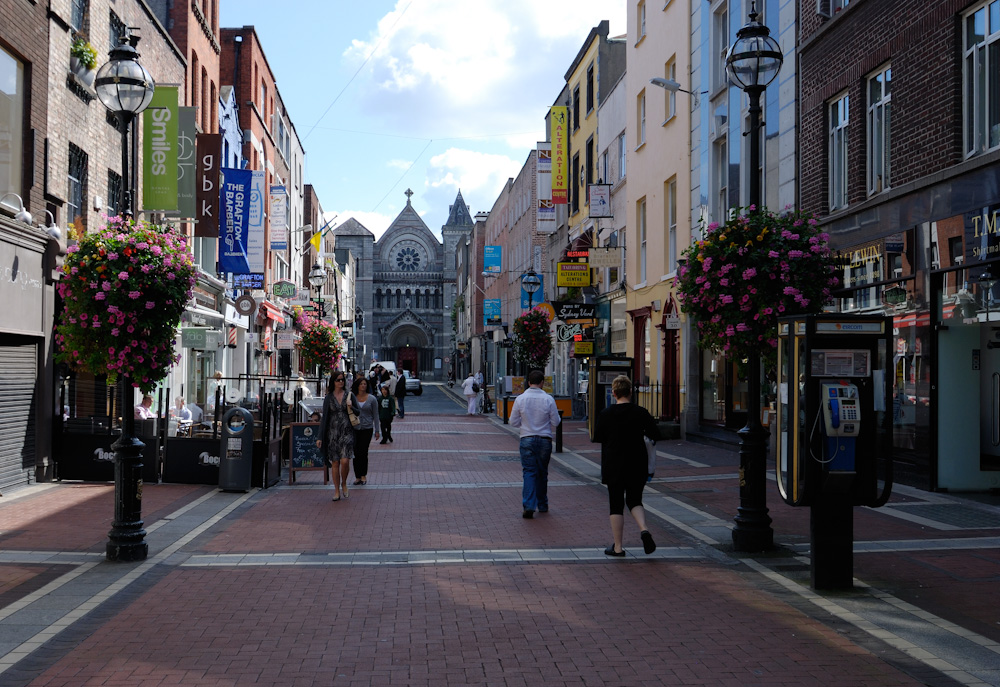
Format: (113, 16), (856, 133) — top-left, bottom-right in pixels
(593, 375), (659, 556)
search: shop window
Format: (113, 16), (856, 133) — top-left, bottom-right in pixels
(963, 1), (1000, 156)
(0, 47), (24, 211)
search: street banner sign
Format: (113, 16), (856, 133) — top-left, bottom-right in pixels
(557, 262), (591, 287)
(484, 298), (502, 327)
(270, 186), (288, 250)
(142, 85), (178, 210)
(553, 301), (597, 322)
(589, 184), (612, 218)
(550, 107), (568, 204)
(272, 280), (296, 298)
(537, 142), (556, 234)
(176, 107), (197, 218)
(246, 171), (266, 273)
(195, 133), (221, 236)
(484, 245), (501, 275)
(218, 167), (252, 274)
(588, 247), (622, 269)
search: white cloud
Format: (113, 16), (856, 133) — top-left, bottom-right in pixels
(386, 159), (411, 170)
(344, 0), (627, 139)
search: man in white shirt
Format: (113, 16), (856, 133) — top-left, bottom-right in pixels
(461, 372), (478, 415)
(134, 395), (156, 420)
(509, 369), (560, 519)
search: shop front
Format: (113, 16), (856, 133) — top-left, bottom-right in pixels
(828, 162), (1000, 491)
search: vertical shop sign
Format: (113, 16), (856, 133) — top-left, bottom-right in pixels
(142, 86), (179, 210)
(195, 133), (221, 236)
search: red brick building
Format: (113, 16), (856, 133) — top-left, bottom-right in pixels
(799, 0), (1000, 491)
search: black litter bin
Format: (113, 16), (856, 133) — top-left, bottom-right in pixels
(219, 407), (254, 491)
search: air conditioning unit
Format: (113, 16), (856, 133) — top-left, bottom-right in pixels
(242, 129), (252, 144)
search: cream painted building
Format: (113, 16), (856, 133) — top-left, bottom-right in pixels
(624, 0), (692, 424)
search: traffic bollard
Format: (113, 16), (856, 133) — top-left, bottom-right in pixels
(555, 410), (564, 453)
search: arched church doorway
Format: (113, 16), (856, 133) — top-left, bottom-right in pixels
(385, 325), (431, 376)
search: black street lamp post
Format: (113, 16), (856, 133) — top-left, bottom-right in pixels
(308, 262), (327, 388)
(725, 1), (783, 552)
(94, 32), (155, 562)
(521, 269), (541, 311)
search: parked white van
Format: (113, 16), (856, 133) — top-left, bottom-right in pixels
(368, 361), (397, 377)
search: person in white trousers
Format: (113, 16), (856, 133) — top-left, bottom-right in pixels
(462, 372), (478, 415)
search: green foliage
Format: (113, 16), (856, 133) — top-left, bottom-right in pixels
(297, 316), (345, 371)
(55, 216), (196, 393)
(512, 306), (553, 371)
(675, 206), (840, 364)
(71, 38), (98, 70)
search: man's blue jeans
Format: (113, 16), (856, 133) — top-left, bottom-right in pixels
(520, 436), (552, 512)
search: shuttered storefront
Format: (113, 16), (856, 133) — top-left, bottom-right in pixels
(0, 340), (37, 493)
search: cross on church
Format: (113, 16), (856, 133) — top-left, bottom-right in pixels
(404, 188), (413, 202)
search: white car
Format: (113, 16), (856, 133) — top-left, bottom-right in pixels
(403, 370), (422, 396)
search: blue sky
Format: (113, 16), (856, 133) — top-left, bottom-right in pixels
(220, 0), (626, 239)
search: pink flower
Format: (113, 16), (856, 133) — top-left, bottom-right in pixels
(118, 271), (129, 280)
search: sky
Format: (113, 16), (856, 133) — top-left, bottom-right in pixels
(219, 0), (626, 241)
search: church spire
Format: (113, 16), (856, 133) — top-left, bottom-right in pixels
(444, 189), (472, 227)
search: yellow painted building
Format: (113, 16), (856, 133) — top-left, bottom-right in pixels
(624, 0), (691, 423)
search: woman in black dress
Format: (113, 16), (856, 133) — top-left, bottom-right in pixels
(593, 375), (660, 556)
(316, 371), (360, 501)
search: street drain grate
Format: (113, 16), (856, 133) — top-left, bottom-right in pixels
(483, 455), (520, 462)
(888, 503), (1000, 529)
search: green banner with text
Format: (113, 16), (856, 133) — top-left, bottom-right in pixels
(142, 86), (178, 211)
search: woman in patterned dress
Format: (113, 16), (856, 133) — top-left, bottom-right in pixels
(316, 371), (360, 501)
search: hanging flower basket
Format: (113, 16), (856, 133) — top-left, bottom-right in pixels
(296, 315), (345, 370)
(675, 206), (840, 364)
(512, 305), (554, 371)
(54, 216), (197, 393)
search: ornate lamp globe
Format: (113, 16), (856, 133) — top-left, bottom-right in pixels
(725, 2), (783, 91)
(308, 262), (326, 288)
(95, 35), (155, 116)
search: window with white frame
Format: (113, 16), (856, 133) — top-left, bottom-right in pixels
(638, 0), (647, 40)
(0, 47), (24, 211)
(829, 93), (849, 210)
(712, 4), (729, 91)
(68, 144), (88, 228)
(964, 1), (1000, 156)
(638, 90), (646, 146)
(639, 198), (647, 283)
(867, 65), (891, 195)
(664, 58), (677, 121)
(618, 132), (627, 180)
(666, 179), (677, 273)
(71, 0), (88, 31)
(601, 150), (609, 184)
(713, 137), (728, 221)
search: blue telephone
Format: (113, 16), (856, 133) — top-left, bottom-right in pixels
(820, 382), (859, 470)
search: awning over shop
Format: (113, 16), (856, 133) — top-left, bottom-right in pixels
(258, 300), (284, 323)
(183, 304), (226, 328)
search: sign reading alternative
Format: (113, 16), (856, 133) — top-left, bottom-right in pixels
(142, 86), (179, 211)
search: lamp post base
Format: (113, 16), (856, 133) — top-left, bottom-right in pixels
(732, 420), (774, 552)
(106, 426), (148, 562)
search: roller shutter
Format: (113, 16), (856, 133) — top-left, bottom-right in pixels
(0, 342), (37, 493)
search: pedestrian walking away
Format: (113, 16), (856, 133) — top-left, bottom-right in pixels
(316, 371), (361, 501)
(474, 369), (484, 412)
(351, 376), (380, 485)
(394, 371), (407, 418)
(462, 371), (478, 415)
(378, 384), (397, 444)
(509, 369), (561, 519)
(593, 374), (660, 556)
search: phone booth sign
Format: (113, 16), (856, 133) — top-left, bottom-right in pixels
(776, 313), (894, 590)
(588, 357), (633, 440)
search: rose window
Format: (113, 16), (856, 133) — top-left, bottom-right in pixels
(396, 247), (420, 271)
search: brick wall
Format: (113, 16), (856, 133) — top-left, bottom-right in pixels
(0, 0), (49, 215)
(46, 0), (184, 231)
(799, 0), (972, 219)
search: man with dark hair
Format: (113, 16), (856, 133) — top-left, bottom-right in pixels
(509, 369), (560, 519)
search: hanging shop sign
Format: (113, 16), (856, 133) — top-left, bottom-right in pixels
(195, 133), (221, 236)
(142, 86), (178, 211)
(588, 184), (612, 218)
(553, 302), (597, 322)
(234, 294), (257, 317)
(557, 262), (591, 287)
(588, 247), (622, 269)
(272, 280), (297, 298)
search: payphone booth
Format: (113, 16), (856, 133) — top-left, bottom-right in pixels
(588, 357), (634, 440)
(776, 313), (893, 589)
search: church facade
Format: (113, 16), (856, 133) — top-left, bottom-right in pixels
(335, 190), (472, 381)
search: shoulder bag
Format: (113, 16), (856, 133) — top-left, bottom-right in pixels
(346, 393), (361, 428)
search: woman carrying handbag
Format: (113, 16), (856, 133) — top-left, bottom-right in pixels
(316, 371), (361, 501)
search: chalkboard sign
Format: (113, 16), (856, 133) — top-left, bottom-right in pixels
(288, 423), (328, 484)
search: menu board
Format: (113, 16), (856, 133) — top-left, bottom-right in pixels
(287, 423), (328, 484)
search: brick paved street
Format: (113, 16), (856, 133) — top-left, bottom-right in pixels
(1, 384), (999, 686)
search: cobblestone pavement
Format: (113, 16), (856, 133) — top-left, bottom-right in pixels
(0, 383), (998, 686)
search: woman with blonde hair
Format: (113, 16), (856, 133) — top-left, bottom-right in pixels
(593, 375), (660, 556)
